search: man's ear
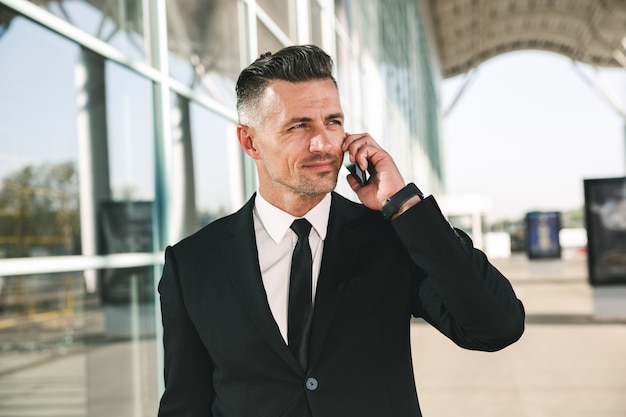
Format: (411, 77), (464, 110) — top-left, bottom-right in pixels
(237, 124), (260, 159)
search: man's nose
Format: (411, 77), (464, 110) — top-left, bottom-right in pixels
(309, 132), (333, 153)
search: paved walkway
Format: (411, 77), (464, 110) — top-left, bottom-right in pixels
(411, 254), (626, 417)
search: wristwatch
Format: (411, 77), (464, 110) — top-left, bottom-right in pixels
(381, 183), (425, 220)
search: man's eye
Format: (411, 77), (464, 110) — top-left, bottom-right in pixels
(328, 120), (342, 126)
(290, 123), (306, 130)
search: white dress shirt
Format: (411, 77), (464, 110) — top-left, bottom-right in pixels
(253, 192), (330, 343)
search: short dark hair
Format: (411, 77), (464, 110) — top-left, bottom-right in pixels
(236, 45), (337, 126)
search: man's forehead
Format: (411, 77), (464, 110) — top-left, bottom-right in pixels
(262, 79), (342, 112)
(265, 78), (338, 97)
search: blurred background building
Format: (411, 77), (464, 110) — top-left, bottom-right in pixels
(0, 0), (625, 416)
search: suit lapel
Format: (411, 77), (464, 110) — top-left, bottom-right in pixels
(308, 193), (371, 368)
(220, 195), (302, 374)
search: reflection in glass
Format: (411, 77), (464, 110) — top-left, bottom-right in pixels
(0, 163), (80, 258)
(258, 18), (285, 57)
(189, 102), (238, 228)
(28, 0), (148, 62)
(0, 271), (88, 414)
(74, 52), (155, 258)
(105, 61), (155, 203)
(0, 268), (158, 416)
(101, 201), (154, 254)
(257, 0), (295, 39)
(310, 0), (323, 46)
(0, 8), (81, 258)
(167, 0), (239, 107)
(0, 272), (84, 352)
(168, 93), (239, 238)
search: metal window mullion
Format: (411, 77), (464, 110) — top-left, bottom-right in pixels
(149, 0), (173, 247)
(147, 0), (171, 399)
(0, 253), (163, 276)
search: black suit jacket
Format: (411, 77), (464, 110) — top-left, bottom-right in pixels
(158, 192), (524, 417)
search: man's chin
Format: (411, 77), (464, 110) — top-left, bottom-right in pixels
(299, 176), (338, 197)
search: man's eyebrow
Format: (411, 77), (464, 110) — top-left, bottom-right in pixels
(326, 112), (344, 120)
(286, 117), (313, 125)
(283, 113), (344, 128)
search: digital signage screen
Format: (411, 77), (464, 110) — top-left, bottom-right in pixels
(584, 177), (626, 285)
(525, 211), (561, 259)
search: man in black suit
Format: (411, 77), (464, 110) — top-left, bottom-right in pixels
(158, 44), (525, 417)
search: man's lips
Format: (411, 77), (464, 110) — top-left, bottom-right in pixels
(302, 159), (338, 171)
(306, 160), (335, 168)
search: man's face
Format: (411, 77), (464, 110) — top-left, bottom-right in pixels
(244, 78), (345, 203)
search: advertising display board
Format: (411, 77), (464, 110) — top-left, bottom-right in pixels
(525, 211), (561, 259)
(584, 177), (626, 285)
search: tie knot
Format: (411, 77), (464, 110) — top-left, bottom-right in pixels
(291, 218), (312, 239)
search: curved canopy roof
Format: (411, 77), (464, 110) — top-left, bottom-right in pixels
(430, 0), (626, 78)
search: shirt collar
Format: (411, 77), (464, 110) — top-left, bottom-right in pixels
(254, 192), (331, 244)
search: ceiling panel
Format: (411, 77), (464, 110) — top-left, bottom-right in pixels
(430, 0), (626, 78)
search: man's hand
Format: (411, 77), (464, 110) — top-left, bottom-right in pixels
(342, 133), (407, 211)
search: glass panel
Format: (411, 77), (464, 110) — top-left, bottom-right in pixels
(0, 272), (84, 352)
(168, 93), (239, 236)
(257, 0), (295, 39)
(0, 271), (88, 415)
(0, 7), (156, 259)
(310, 0), (323, 46)
(104, 61), (155, 203)
(0, 268), (158, 416)
(75, 50), (155, 257)
(189, 103), (238, 227)
(28, 0), (148, 62)
(0, 7), (81, 259)
(90, 266), (157, 417)
(258, 18), (284, 56)
(167, 0), (239, 107)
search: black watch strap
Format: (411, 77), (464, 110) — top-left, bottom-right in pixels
(381, 183), (424, 219)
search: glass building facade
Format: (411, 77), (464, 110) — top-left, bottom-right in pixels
(0, 0), (443, 415)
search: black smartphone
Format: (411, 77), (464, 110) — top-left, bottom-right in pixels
(346, 162), (368, 186)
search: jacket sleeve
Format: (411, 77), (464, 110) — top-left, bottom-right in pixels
(392, 196), (525, 352)
(157, 246), (214, 417)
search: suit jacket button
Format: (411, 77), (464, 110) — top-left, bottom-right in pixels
(306, 377), (318, 391)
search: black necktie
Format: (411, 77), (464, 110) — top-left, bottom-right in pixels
(288, 218), (313, 370)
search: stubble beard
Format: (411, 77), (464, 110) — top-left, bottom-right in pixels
(295, 171), (339, 197)
(279, 154), (341, 198)
(296, 153), (341, 197)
